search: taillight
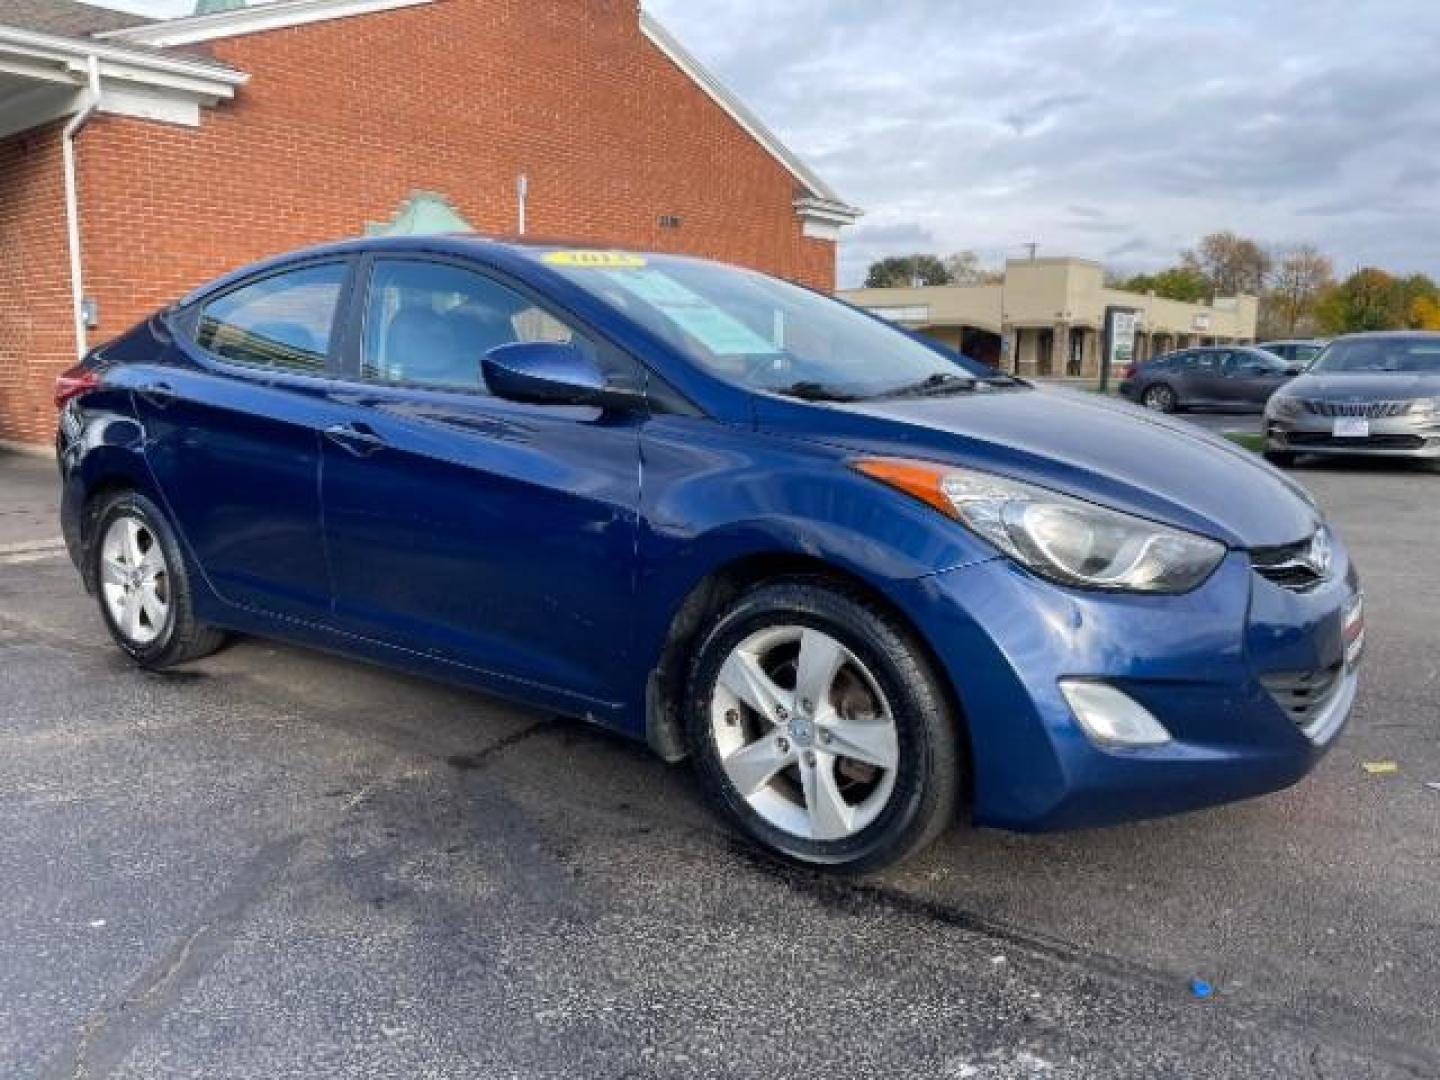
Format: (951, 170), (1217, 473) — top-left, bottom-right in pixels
(54, 364), (100, 408)
(1121, 363), (1138, 380)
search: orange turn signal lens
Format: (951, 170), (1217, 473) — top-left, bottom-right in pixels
(852, 458), (957, 517)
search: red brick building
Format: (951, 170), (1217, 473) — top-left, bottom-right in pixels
(0, 0), (858, 446)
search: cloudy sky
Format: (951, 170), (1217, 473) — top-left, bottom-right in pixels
(114, 0), (1440, 286)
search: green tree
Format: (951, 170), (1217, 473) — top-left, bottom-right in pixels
(1114, 266), (1211, 303)
(1314, 268), (1409, 333)
(864, 254), (953, 288)
(1399, 274), (1440, 328)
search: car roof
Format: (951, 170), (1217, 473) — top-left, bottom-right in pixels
(1331, 330), (1440, 341)
(176, 234), (722, 307)
(1158, 345), (1254, 354)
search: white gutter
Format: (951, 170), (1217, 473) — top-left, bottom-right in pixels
(62, 54), (102, 360)
(0, 25), (246, 93)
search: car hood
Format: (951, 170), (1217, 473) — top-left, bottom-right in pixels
(1279, 372), (1440, 400)
(754, 385), (1321, 549)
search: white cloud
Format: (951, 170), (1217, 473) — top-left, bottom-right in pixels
(109, 0), (1440, 286)
(646, 0), (1440, 285)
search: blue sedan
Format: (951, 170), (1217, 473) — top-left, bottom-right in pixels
(55, 237), (1364, 872)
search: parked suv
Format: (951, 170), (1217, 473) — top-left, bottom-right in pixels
(1119, 346), (1300, 412)
(56, 238), (1362, 872)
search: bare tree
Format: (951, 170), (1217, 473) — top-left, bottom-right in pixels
(1265, 245), (1334, 336)
(1182, 231), (1271, 297)
(944, 250), (1004, 285)
(944, 250), (983, 285)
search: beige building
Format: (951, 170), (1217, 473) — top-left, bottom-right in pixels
(841, 257), (1259, 377)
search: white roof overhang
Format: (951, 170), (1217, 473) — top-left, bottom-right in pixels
(0, 25), (247, 138)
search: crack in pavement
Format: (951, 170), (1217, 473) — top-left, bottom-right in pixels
(40, 836), (304, 1080)
(27, 714), (558, 1080)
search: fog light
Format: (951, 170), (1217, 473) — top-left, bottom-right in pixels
(1059, 679), (1172, 748)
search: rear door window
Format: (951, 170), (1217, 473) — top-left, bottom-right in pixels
(195, 263), (347, 373)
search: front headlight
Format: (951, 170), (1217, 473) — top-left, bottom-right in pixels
(855, 459), (1227, 593)
(1268, 395), (1303, 418)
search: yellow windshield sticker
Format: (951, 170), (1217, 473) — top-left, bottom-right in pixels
(542, 250), (647, 269)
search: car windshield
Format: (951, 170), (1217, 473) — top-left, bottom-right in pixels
(535, 250), (994, 401)
(1310, 338), (1440, 374)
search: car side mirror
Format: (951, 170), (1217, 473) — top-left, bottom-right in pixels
(1284, 365), (1301, 376)
(482, 341), (643, 410)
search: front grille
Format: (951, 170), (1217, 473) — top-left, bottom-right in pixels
(1302, 399), (1414, 418)
(1262, 665), (1344, 731)
(1285, 432), (1427, 450)
(1250, 537), (1324, 591)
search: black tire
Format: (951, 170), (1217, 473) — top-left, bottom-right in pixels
(1263, 450), (1297, 468)
(90, 490), (227, 668)
(1142, 383), (1180, 413)
(685, 578), (960, 874)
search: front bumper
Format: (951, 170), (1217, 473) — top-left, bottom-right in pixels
(1265, 410), (1440, 458)
(893, 544), (1361, 832)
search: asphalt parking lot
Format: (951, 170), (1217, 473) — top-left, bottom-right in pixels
(2, 446), (1437, 1079)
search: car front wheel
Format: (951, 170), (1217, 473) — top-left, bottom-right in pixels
(92, 490), (227, 667)
(686, 579), (960, 874)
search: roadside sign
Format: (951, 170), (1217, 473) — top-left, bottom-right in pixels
(1101, 306), (1139, 392)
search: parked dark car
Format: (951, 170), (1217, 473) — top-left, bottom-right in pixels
(1119, 346), (1300, 412)
(1263, 331), (1440, 466)
(55, 237), (1363, 873)
(1257, 339), (1327, 370)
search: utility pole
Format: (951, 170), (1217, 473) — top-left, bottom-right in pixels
(1023, 242), (1039, 261)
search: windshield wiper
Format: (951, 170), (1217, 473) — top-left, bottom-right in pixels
(774, 381), (862, 403)
(869, 372), (978, 400)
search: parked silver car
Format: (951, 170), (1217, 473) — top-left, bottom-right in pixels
(1256, 339), (1327, 370)
(1263, 332), (1440, 466)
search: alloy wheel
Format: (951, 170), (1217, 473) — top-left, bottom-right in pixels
(709, 625), (899, 841)
(99, 515), (170, 646)
(1143, 385), (1176, 412)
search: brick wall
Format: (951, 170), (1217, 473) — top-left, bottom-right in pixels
(74, 0), (835, 362)
(0, 125), (74, 445)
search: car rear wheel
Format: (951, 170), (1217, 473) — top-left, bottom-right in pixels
(685, 579), (960, 874)
(92, 491), (226, 668)
(1142, 383), (1179, 413)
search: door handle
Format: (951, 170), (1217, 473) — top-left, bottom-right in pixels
(324, 422), (388, 457)
(136, 382), (175, 409)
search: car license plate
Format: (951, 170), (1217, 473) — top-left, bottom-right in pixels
(1333, 417), (1370, 438)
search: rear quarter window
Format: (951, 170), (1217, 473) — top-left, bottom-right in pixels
(194, 262), (347, 373)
